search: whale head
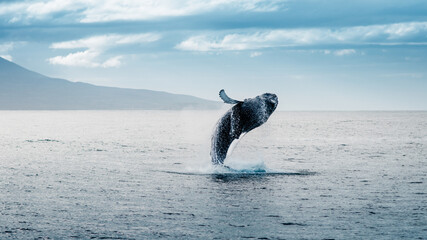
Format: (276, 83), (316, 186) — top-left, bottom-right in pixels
(260, 93), (278, 116)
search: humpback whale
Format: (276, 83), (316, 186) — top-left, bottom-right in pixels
(211, 89), (278, 165)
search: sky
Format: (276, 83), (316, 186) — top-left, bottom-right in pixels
(1, 0), (427, 110)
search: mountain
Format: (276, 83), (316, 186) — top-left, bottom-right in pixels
(0, 57), (221, 110)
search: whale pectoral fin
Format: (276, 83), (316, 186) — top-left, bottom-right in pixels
(219, 89), (243, 104)
(230, 103), (243, 139)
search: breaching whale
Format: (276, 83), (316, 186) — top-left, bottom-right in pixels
(210, 89), (278, 165)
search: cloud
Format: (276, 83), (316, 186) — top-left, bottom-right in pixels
(0, 42), (14, 52)
(250, 52), (262, 57)
(0, 0), (84, 23)
(176, 21), (427, 51)
(101, 56), (122, 68)
(50, 33), (160, 50)
(0, 42), (16, 61)
(48, 50), (122, 68)
(0, 0), (284, 23)
(333, 49), (356, 56)
(49, 50), (100, 67)
(48, 33), (160, 67)
(80, 0), (283, 23)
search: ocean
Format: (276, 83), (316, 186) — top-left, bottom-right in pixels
(0, 110), (426, 239)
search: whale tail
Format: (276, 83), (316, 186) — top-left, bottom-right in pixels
(219, 89), (242, 104)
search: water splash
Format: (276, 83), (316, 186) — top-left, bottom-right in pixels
(166, 157), (311, 176)
(223, 156), (268, 173)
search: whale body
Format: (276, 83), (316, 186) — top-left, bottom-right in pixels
(210, 90), (278, 165)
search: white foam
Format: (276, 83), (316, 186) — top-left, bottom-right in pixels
(224, 156), (268, 173)
(180, 156), (283, 175)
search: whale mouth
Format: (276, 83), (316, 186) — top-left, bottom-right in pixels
(267, 94), (278, 108)
(270, 98), (278, 105)
(260, 93), (278, 114)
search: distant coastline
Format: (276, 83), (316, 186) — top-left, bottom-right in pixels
(0, 57), (221, 110)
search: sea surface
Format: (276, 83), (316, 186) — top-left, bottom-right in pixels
(0, 111), (426, 239)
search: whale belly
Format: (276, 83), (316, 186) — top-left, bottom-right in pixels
(210, 111), (235, 165)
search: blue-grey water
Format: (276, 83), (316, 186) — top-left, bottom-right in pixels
(1, 111), (426, 239)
